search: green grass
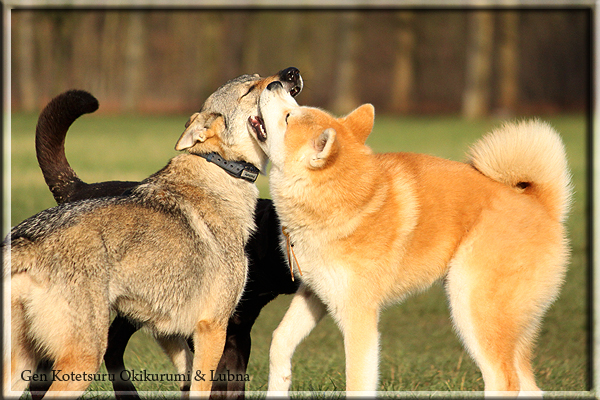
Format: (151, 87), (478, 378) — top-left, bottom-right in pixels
(7, 113), (589, 397)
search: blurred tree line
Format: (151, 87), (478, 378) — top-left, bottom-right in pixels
(11, 9), (589, 117)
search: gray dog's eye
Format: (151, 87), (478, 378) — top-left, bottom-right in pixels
(241, 85), (256, 99)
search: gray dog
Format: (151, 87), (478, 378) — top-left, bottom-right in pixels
(5, 69), (302, 399)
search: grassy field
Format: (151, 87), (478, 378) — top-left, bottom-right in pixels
(7, 112), (589, 398)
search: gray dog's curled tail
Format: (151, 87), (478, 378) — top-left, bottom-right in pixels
(35, 90), (99, 203)
(467, 119), (573, 223)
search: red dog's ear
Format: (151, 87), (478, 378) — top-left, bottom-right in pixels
(309, 128), (337, 169)
(175, 113), (224, 151)
(340, 104), (375, 144)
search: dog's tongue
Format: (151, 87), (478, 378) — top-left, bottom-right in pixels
(249, 116), (267, 142)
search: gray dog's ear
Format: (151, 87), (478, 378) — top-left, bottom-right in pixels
(175, 113), (224, 151)
(310, 128), (337, 169)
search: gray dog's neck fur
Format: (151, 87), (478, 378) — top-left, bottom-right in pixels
(138, 153), (258, 199)
(132, 153), (259, 232)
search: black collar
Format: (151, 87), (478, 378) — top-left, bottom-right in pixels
(196, 152), (260, 183)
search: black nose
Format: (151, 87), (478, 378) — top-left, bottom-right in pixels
(279, 67), (300, 84)
(267, 81), (284, 91)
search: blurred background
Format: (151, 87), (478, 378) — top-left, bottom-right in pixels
(11, 8), (589, 117)
(7, 7), (592, 394)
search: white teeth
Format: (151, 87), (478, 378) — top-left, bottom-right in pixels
(258, 122), (267, 142)
(249, 116), (267, 142)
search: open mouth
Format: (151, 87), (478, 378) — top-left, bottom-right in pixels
(249, 79), (299, 143)
(249, 115), (267, 142)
